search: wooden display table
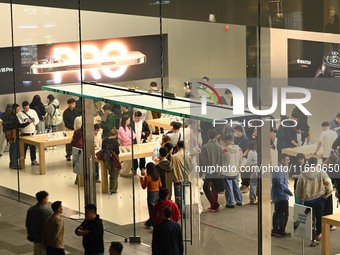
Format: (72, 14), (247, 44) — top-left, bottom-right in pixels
(147, 117), (183, 131)
(322, 213), (340, 255)
(19, 131), (74, 175)
(99, 142), (158, 193)
(282, 144), (323, 160)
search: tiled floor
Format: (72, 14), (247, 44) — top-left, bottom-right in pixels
(0, 195), (151, 255)
(2, 145), (340, 254)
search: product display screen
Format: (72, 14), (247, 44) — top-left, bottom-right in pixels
(288, 38), (340, 93)
(0, 35), (167, 95)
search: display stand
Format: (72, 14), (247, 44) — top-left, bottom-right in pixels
(294, 204), (312, 255)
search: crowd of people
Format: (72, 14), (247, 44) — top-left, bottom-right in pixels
(1, 78), (340, 253)
(25, 189), (183, 255)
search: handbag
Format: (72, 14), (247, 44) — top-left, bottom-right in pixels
(5, 129), (16, 143)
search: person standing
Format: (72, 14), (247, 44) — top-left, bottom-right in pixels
(220, 134), (243, 208)
(30, 95), (47, 134)
(152, 206), (184, 255)
(156, 147), (174, 198)
(314, 121), (338, 162)
(100, 104), (118, 139)
(171, 141), (191, 212)
(75, 204), (104, 255)
(44, 201), (65, 255)
(45, 94), (60, 133)
(26, 191), (53, 255)
(296, 157), (333, 247)
(233, 125), (250, 193)
(271, 154), (293, 238)
(329, 112), (340, 136)
(118, 114), (136, 177)
(101, 128), (120, 194)
(140, 162), (162, 228)
(152, 188), (180, 226)
(1, 103), (29, 168)
(130, 110), (150, 176)
(201, 129), (223, 212)
(63, 98), (79, 161)
(17, 101), (40, 166)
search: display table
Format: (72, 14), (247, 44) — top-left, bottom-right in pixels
(99, 142), (158, 193)
(147, 117), (183, 131)
(322, 213), (340, 255)
(19, 131), (73, 175)
(282, 144), (323, 159)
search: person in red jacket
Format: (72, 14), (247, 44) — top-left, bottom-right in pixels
(152, 188), (180, 226)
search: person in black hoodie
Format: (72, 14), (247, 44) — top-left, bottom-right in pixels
(1, 103), (31, 169)
(156, 147), (174, 198)
(75, 204), (104, 255)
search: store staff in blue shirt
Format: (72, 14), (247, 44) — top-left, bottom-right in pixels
(271, 153), (293, 237)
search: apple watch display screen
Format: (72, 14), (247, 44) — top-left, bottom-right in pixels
(325, 50), (340, 66)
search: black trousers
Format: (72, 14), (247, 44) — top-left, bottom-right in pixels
(272, 200), (289, 234)
(46, 246), (65, 255)
(133, 158), (146, 171)
(305, 198), (325, 241)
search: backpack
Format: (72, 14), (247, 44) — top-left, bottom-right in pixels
(51, 105), (63, 126)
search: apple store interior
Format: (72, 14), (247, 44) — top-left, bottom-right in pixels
(1, 1), (340, 254)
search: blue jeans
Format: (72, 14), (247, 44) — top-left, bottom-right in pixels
(174, 182), (183, 212)
(146, 191), (159, 227)
(224, 177), (242, 206)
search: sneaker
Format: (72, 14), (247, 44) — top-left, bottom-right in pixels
(331, 226), (337, 231)
(144, 223), (152, 229)
(281, 232), (292, 237)
(31, 160), (39, 166)
(207, 207), (218, 212)
(225, 205), (236, 209)
(236, 202), (242, 206)
(66, 156), (71, 161)
(250, 199), (257, 204)
(310, 240), (319, 247)
(271, 231), (282, 238)
(240, 185), (246, 192)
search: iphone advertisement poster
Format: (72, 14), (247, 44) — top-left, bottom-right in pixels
(0, 34), (167, 94)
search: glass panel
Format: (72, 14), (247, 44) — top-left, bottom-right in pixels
(2, 1), (83, 218)
(79, 0), (163, 243)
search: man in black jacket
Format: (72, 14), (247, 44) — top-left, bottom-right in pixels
(75, 204), (104, 255)
(63, 98), (79, 161)
(152, 206), (183, 255)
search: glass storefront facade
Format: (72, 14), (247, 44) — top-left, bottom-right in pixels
(1, 1), (340, 254)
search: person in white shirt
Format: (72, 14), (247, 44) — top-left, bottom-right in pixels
(17, 101), (40, 165)
(166, 122), (183, 150)
(130, 111), (150, 176)
(314, 121), (338, 162)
